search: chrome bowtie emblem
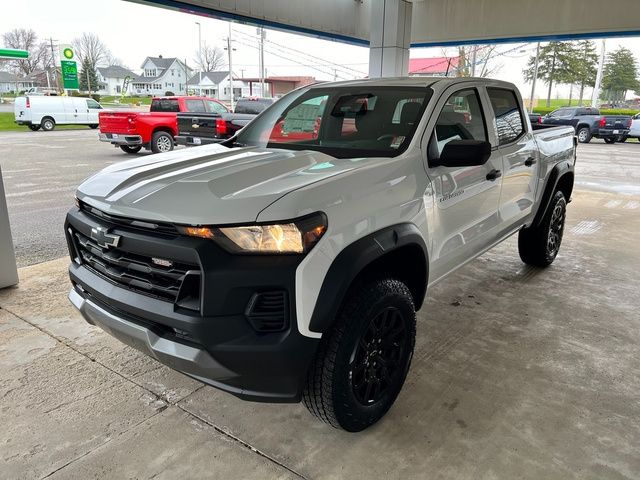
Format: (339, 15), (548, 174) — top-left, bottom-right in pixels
(91, 227), (121, 249)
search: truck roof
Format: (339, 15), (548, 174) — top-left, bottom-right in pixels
(309, 76), (517, 90)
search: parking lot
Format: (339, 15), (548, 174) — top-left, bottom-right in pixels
(0, 130), (639, 479)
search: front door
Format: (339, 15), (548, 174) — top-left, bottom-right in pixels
(424, 87), (503, 283)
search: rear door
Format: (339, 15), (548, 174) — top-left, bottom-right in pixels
(423, 86), (503, 281)
(486, 87), (540, 228)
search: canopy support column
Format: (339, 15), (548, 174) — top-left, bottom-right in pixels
(368, 0), (412, 78)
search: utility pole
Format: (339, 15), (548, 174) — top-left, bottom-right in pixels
(195, 21), (202, 95)
(225, 23), (235, 110)
(529, 42), (540, 111)
(591, 40), (606, 108)
(47, 37), (60, 92)
(258, 27), (265, 97)
(184, 58), (189, 95)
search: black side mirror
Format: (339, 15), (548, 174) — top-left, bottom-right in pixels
(431, 140), (491, 168)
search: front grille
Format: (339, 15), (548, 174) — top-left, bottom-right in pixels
(79, 202), (178, 236)
(73, 228), (199, 304)
(245, 291), (288, 332)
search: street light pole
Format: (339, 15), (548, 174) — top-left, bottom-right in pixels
(258, 27), (265, 97)
(195, 21), (202, 95)
(529, 42), (541, 111)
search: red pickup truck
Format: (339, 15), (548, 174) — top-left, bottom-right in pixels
(98, 96), (229, 154)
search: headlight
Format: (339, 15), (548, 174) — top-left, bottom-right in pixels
(177, 213), (327, 254)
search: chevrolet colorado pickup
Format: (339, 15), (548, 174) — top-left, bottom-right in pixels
(541, 106), (631, 143)
(98, 96), (229, 154)
(66, 78), (576, 432)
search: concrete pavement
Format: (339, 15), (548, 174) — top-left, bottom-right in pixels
(1, 186), (639, 479)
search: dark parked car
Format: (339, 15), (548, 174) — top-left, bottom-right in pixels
(175, 97), (276, 146)
(542, 107), (631, 143)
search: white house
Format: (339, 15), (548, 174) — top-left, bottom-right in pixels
(130, 56), (193, 96)
(0, 71), (37, 94)
(96, 65), (137, 96)
(186, 71), (252, 101)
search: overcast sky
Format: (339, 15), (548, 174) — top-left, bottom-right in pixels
(1, 0), (639, 100)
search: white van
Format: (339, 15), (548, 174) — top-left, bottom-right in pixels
(14, 96), (103, 131)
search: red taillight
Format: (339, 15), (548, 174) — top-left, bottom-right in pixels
(598, 117), (606, 128)
(537, 116), (542, 124)
(216, 118), (227, 136)
(25, 96), (30, 108)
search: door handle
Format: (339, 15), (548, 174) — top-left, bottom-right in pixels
(525, 157), (537, 167)
(486, 169), (502, 181)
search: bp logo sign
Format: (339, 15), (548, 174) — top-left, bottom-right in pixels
(58, 44), (78, 89)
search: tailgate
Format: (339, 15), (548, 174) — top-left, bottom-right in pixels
(603, 116), (631, 130)
(99, 111), (136, 134)
(177, 113), (219, 137)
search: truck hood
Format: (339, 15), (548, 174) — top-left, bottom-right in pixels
(77, 144), (362, 225)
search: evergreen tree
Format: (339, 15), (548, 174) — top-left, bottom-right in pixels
(601, 47), (639, 104)
(79, 57), (98, 93)
(571, 40), (598, 105)
(523, 42), (573, 107)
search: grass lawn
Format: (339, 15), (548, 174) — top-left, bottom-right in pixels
(0, 112), (91, 132)
(100, 95), (152, 106)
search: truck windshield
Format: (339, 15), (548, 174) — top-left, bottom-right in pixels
(233, 86), (432, 158)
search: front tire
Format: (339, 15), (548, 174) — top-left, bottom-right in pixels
(40, 117), (55, 131)
(303, 278), (416, 432)
(120, 145), (142, 154)
(518, 190), (567, 267)
(604, 137), (616, 144)
(576, 127), (591, 143)
(151, 131), (174, 153)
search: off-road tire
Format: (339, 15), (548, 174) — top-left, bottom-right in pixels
(120, 145), (142, 154)
(40, 117), (55, 131)
(151, 131), (174, 153)
(518, 190), (567, 267)
(576, 127), (591, 143)
(303, 278), (416, 432)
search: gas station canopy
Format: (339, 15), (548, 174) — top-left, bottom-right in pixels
(130, 0), (640, 47)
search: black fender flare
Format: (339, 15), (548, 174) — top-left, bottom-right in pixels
(308, 223), (429, 334)
(532, 160), (574, 228)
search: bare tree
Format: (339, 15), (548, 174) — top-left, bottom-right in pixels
(73, 32), (110, 69)
(104, 51), (126, 68)
(457, 45), (502, 77)
(195, 43), (225, 72)
(1, 28), (49, 75)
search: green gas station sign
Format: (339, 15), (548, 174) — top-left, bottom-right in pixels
(59, 45), (78, 89)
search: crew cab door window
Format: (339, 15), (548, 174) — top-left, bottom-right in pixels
(185, 99), (206, 112)
(206, 101), (228, 114)
(150, 99), (180, 112)
(431, 89), (487, 159)
(487, 88), (525, 145)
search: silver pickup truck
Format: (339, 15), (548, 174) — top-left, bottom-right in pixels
(66, 77), (576, 431)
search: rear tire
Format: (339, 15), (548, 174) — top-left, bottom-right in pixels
(518, 190), (567, 267)
(151, 131), (174, 153)
(28, 124), (40, 131)
(576, 127), (591, 143)
(89, 124), (98, 129)
(604, 137), (616, 144)
(617, 135), (628, 142)
(40, 117), (55, 131)
(303, 278), (416, 432)
(120, 145), (142, 154)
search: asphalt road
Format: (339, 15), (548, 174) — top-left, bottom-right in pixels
(0, 129), (639, 267)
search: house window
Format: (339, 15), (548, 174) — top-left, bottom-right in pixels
(171, 69), (174, 76)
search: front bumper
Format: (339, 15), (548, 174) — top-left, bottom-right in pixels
(99, 133), (143, 145)
(175, 135), (224, 146)
(65, 207), (320, 402)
